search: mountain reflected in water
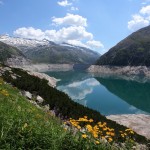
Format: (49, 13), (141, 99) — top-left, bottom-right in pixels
(46, 71), (150, 115)
(96, 77), (150, 113)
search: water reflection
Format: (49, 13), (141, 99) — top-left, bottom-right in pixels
(57, 78), (99, 100)
(96, 77), (150, 114)
(46, 71), (150, 115)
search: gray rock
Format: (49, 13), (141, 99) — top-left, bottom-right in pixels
(11, 74), (17, 79)
(36, 95), (44, 103)
(24, 91), (32, 99)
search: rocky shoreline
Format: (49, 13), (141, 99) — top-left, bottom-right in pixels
(88, 65), (150, 77)
(0, 65), (58, 88)
(27, 71), (59, 87)
(107, 114), (150, 139)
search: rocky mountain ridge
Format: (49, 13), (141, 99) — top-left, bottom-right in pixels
(0, 35), (100, 64)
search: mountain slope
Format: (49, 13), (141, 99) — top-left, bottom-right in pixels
(96, 25), (150, 66)
(25, 44), (100, 64)
(0, 35), (100, 64)
(0, 41), (24, 62)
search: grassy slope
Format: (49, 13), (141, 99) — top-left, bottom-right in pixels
(0, 78), (117, 150)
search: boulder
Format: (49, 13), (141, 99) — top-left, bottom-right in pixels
(36, 95), (44, 103)
(24, 91), (32, 99)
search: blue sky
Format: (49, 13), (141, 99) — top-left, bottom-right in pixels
(0, 0), (150, 54)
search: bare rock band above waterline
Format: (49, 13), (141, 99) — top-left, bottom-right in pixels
(87, 65), (150, 77)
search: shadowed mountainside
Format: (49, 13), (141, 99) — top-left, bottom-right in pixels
(96, 25), (150, 66)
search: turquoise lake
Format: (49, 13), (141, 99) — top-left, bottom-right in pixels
(46, 71), (150, 116)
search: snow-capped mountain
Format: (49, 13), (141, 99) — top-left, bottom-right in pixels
(0, 35), (50, 48)
(0, 35), (100, 64)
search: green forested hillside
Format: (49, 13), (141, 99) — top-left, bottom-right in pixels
(96, 25), (150, 66)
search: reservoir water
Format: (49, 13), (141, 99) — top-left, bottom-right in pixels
(46, 71), (150, 116)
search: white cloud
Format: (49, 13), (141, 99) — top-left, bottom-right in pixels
(14, 26), (93, 42)
(128, 14), (149, 31)
(57, 0), (72, 7)
(52, 13), (87, 27)
(14, 13), (104, 51)
(67, 40), (89, 48)
(70, 6), (79, 11)
(58, 78), (99, 100)
(14, 27), (45, 40)
(47, 26), (93, 41)
(140, 5), (150, 14)
(14, 26), (104, 51)
(87, 40), (104, 48)
(128, 4), (150, 31)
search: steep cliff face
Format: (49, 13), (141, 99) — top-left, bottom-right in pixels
(96, 25), (150, 66)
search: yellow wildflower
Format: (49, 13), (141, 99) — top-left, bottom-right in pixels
(130, 130), (134, 134)
(121, 134), (125, 138)
(95, 140), (100, 144)
(106, 132), (110, 135)
(77, 125), (81, 129)
(108, 137), (113, 142)
(89, 119), (93, 122)
(110, 132), (115, 136)
(86, 124), (93, 132)
(82, 134), (87, 138)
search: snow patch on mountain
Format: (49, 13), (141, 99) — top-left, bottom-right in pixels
(0, 35), (50, 48)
